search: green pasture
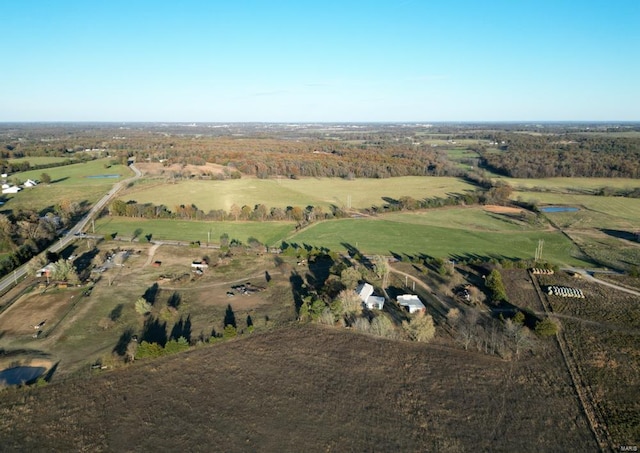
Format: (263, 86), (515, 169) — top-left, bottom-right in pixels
(503, 177), (640, 193)
(94, 217), (295, 246)
(2, 159), (132, 213)
(514, 191), (640, 229)
(93, 206), (587, 265)
(383, 207), (546, 232)
(120, 176), (477, 212)
(442, 148), (479, 160)
(11, 158), (131, 187)
(2, 185), (109, 214)
(288, 217), (588, 266)
(7, 156), (73, 166)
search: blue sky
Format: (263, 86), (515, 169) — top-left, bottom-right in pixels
(1, 0), (639, 122)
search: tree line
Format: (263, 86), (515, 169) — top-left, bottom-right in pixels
(478, 134), (640, 178)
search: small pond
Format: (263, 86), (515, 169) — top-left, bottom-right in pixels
(540, 206), (579, 213)
(85, 174), (121, 179)
(0, 366), (46, 386)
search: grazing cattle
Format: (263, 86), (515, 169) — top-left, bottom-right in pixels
(34, 320), (46, 329)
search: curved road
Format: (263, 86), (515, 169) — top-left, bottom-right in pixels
(562, 267), (640, 297)
(0, 164), (142, 294)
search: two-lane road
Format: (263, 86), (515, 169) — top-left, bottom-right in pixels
(0, 164), (141, 295)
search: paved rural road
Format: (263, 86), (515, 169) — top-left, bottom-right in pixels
(562, 267), (640, 297)
(0, 164), (142, 295)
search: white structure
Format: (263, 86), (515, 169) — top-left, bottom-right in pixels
(2, 185), (21, 194)
(191, 261), (209, 270)
(355, 282), (385, 310)
(24, 179), (38, 187)
(36, 263), (56, 278)
(397, 294), (426, 314)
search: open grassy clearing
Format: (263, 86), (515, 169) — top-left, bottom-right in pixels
(11, 158), (130, 186)
(289, 217), (589, 266)
(119, 176), (477, 211)
(383, 206), (546, 232)
(2, 185), (109, 214)
(7, 156), (74, 166)
(564, 231), (640, 270)
(2, 158), (132, 213)
(94, 217), (294, 246)
(504, 177), (640, 193)
(515, 192), (640, 226)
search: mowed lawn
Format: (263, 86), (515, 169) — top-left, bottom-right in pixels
(94, 217), (295, 246)
(119, 176), (477, 211)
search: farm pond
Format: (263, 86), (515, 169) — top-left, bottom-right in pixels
(0, 366), (46, 386)
(540, 206), (580, 213)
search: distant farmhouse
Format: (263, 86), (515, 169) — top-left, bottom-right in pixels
(1, 184), (21, 194)
(397, 294), (426, 314)
(24, 179), (38, 188)
(355, 282), (385, 310)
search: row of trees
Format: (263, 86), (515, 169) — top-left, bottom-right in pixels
(0, 201), (85, 278)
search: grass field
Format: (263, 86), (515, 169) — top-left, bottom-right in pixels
(94, 217), (295, 246)
(515, 192), (640, 229)
(95, 207), (590, 265)
(2, 159), (132, 213)
(119, 176), (478, 211)
(289, 216), (589, 265)
(11, 158), (130, 187)
(505, 177), (640, 193)
(7, 156), (74, 166)
(383, 206), (544, 232)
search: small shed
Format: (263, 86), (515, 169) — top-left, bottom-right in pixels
(397, 294), (426, 314)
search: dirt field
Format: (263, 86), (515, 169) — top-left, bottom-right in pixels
(0, 325), (597, 452)
(483, 204), (523, 214)
(537, 272), (640, 448)
(0, 288), (83, 337)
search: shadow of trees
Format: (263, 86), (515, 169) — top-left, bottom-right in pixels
(109, 304), (124, 322)
(167, 292), (181, 309)
(143, 283), (159, 305)
(141, 317), (168, 347)
(289, 272), (306, 315)
(113, 327), (135, 356)
(170, 315), (192, 342)
(224, 304), (236, 328)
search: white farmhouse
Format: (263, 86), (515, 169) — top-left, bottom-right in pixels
(24, 179), (38, 187)
(355, 282), (385, 310)
(2, 185), (21, 194)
